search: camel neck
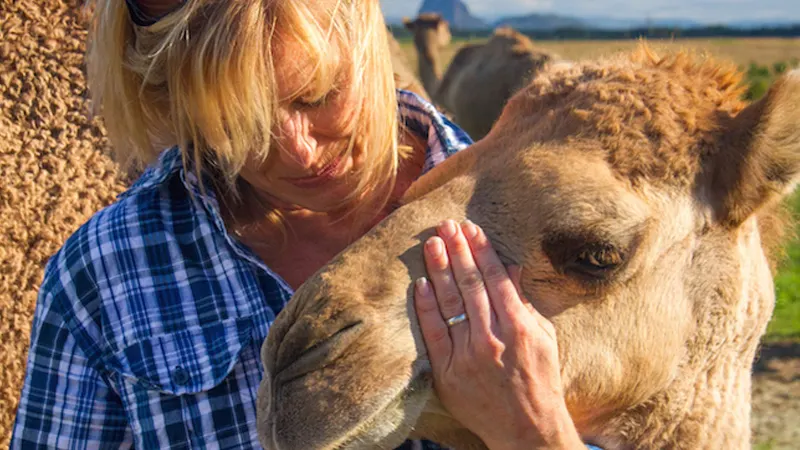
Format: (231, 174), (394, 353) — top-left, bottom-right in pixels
(414, 34), (442, 98)
(603, 348), (757, 448)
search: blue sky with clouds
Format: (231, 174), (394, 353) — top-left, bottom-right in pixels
(380, 0), (800, 24)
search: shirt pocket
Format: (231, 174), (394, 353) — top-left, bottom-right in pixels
(108, 315), (260, 448)
(111, 315), (256, 395)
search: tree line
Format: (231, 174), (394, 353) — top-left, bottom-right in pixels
(389, 24), (800, 41)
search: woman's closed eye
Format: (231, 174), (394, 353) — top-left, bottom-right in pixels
(293, 96), (326, 109)
(292, 89), (338, 110)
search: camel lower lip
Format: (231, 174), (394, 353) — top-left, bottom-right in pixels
(317, 376), (428, 450)
(270, 372), (429, 450)
(283, 157), (345, 188)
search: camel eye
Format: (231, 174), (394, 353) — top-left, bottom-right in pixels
(543, 235), (626, 281)
(571, 245), (625, 278)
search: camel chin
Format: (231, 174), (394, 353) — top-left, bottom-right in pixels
(259, 365), (433, 450)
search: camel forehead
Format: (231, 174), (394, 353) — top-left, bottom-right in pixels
(505, 148), (687, 230)
(501, 47), (748, 189)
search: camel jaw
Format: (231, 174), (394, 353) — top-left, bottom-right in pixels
(328, 373), (433, 450)
(258, 365), (433, 450)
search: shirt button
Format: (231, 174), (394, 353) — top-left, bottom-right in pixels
(172, 366), (190, 386)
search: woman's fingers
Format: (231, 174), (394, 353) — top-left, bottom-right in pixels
(507, 266), (534, 314)
(438, 220), (493, 338)
(423, 234), (469, 351)
(414, 277), (452, 373)
(508, 265), (557, 342)
(464, 222), (528, 325)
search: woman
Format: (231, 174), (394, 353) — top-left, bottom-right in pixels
(11, 0), (588, 448)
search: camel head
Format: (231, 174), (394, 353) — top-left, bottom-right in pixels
(403, 13), (452, 49)
(257, 48), (800, 449)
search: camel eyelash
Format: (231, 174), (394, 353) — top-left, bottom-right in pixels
(542, 234), (628, 282)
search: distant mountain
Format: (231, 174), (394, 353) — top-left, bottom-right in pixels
(417, 0), (487, 30)
(493, 13), (585, 31)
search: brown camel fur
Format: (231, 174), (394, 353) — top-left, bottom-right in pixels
(404, 14), (557, 139)
(258, 47), (800, 450)
(0, 0), (129, 446)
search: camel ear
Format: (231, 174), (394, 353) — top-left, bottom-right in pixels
(711, 70), (800, 226)
(402, 17), (414, 30)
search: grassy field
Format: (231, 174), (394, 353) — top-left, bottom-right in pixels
(398, 37), (800, 340)
(771, 190), (800, 340)
(398, 37), (800, 71)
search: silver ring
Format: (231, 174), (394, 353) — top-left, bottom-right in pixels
(445, 313), (468, 327)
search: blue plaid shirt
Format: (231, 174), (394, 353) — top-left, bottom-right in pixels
(10, 91), (472, 449)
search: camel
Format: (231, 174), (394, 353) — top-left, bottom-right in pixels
(257, 47), (800, 449)
(403, 14), (558, 139)
(0, 0), (129, 446)
(387, 27), (431, 101)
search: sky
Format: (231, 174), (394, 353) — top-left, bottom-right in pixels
(379, 0), (800, 24)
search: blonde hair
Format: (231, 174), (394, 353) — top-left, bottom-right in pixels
(87, 0), (399, 221)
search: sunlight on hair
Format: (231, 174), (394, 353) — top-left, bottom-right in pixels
(87, 0), (399, 227)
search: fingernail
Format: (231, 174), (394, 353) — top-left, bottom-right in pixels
(415, 277), (431, 296)
(438, 220), (457, 238)
(462, 220), (478, 239)
(425, 237), (443, 257)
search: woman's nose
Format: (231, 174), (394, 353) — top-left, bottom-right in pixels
(276, 109), (319, 169)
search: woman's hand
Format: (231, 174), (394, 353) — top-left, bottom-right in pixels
(414, 220), (584, 450)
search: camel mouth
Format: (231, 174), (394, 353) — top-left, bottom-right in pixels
(320, 371), (433, 450)
(260, 312), (433, 450)
(273, 321), (364, 386)
(267, 363), (432, 450)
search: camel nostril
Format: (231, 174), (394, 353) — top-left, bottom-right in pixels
(274, 321), (364, 385)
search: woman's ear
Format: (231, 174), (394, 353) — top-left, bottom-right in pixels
(709, 70), (800, 227)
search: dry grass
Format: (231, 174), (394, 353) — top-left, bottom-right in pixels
(399, 37), (800, 73)
(0, 0), (127, 445)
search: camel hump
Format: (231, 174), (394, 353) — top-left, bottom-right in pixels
(492, 25), (528, 40)
(488, 26), (552, 59)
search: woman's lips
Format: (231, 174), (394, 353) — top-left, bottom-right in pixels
(282, 156), (347, 189)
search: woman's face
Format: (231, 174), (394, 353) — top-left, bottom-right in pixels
(238, 32), (366, 213)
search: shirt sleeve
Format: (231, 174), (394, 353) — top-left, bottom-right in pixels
(395, 89), (473, 174)
(10, 261), (132, 449)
